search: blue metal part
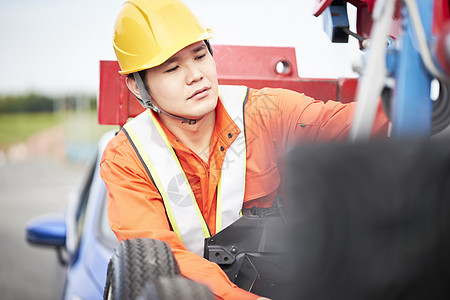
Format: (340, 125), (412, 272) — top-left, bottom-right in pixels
(391, 0), (434, 137)
(385, 39), (398, 76)
(26, 214), (66, 247)
(322, 3), (350, 43)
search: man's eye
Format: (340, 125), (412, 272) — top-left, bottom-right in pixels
(196, 54), (206, 60)
(165, 66), (178, 73)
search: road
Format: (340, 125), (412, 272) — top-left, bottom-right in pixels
(0, 156), (86, 300)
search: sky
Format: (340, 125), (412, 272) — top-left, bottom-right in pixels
(0, 0), (361, 95)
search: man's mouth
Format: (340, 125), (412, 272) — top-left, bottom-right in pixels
(188, 87), (210, 100)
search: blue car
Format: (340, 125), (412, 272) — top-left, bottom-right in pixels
(26, 130), (119, 300)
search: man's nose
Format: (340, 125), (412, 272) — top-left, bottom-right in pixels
(185, 64), (204, 85)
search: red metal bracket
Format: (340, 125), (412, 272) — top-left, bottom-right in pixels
(433, 0), (450, 35)
(312, 0), (334, 17)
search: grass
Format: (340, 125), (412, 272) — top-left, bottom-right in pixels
(0, 111), (118, 150)
(0, 113), (63, 149)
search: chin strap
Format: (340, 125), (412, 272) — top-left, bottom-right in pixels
(132, 72), (203, 125)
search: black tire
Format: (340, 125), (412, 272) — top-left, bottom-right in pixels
(104, 238), (180, 300)
(286, 139), (450, 300)
(137, 276), (214, 300)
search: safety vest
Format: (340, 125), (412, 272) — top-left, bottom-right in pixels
(122, 85), (249, 256)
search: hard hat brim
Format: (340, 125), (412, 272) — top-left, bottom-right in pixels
(119, 29), (213, 75)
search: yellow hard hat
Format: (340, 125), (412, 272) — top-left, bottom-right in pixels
(113, 0), (213, 75)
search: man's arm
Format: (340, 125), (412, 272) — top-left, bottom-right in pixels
(246, 88), (388, 149)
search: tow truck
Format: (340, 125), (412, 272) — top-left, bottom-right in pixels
(27, 1), (450, 299)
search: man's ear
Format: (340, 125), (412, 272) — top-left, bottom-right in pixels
(125, 75), (141, 99)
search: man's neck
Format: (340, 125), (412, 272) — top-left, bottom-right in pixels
(159, 110), (216, 163)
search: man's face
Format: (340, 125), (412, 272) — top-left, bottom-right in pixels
(144, 41), (219, 120)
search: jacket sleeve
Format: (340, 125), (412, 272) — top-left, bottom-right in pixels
(99, 131), (259, 300)
(246, 88), (388, 147)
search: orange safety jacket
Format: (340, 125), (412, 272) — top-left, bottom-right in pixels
(122, 85), (248, 256)
(100, 87), (389, 300)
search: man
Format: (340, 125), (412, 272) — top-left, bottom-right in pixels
(100, 0), (389, 299)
